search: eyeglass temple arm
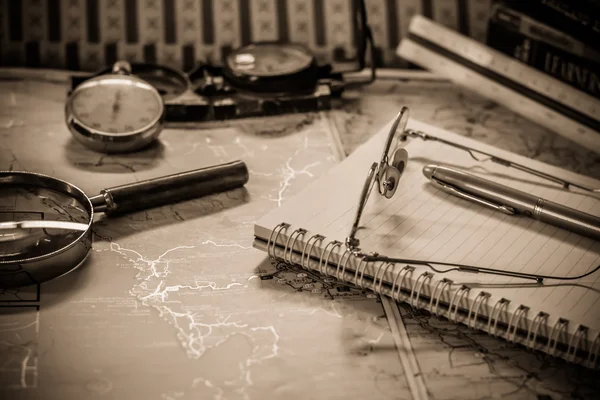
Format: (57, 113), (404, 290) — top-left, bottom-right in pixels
(361, 254), (600, 283)
(401, 129), (600, 193)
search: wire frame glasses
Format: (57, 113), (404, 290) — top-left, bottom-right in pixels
(345, 107), (600, 283)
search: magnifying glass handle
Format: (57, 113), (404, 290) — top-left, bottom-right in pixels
(89, 160), (249, 215)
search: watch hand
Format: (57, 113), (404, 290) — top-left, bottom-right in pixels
(111, 90), (122, 121)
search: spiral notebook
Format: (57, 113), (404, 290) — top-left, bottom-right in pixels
(252, 117), (600, 368)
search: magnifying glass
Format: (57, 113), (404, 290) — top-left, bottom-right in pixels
(0, 160), (249, 288)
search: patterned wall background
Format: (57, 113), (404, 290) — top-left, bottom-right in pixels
(0, 0), (492, 71)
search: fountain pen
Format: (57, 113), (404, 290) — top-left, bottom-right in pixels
(423, 164), (600, 241)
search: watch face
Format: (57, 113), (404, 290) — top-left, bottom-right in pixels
(68, 75), (163, 135)
(227, 43), (315, 77)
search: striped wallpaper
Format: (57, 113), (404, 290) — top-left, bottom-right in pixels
(0, 0), (492, 71)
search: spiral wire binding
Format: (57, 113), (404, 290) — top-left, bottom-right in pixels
(301, 234), (325, 271)
(283, 228), (307, 265)
(391, 265), (414, 302)
(375, 262), (394, 295)
(526, 311), (549, 351)
(267, 221), (599, 367)
(467, 291), (490, 329)
(547, 318), (569, 356)
(267, 222), (290, 260)
(354, 255), (373, 289)
(336, 247), (353, 281)
(448, 285), (470, 323)
(506, 305), (529, 343)
(588, 332), (600, 368)
(318, 239), (342, 275)
(410, 271), (433, 308)
(567, 325), (588, 363)
(429, 278), (453, 316)
(352, 256), (367, 287)
(487, 298), (510, 337)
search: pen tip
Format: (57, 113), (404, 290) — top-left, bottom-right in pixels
(422, 165), (437, 180)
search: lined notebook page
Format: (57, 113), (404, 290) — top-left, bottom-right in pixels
(255, 118), (600, 341)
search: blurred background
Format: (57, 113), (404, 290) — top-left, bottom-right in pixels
(0, 0), (493, 71)
(1, 0), (599, 152)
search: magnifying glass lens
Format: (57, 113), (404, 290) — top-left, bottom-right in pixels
(1, 161), (249, 288)
(0, 185), (91, 261)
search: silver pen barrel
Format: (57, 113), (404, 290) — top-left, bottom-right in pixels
(425, 165), (600, 241)
(535, 199), (600, 241)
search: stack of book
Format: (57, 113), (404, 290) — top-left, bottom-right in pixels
(486, 0), (600, 100)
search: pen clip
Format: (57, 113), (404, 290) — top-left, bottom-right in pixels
(431, 177), (516, 215)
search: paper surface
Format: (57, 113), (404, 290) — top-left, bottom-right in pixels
(4, 69), (600, 399)
(255, 117), (600, 359)
(0, 74), (415, 399)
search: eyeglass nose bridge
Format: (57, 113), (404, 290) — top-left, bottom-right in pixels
(379, 148), (408, 198)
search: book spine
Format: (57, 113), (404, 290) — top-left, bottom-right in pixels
(490, 3), (600, 64)
(502, 0), (600, 49)
(487, 20), (600, 100)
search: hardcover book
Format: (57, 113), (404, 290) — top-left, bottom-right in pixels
(489, 2), (600, 63)
(487, 14), (600, 99)
(502, 0), (600, 48)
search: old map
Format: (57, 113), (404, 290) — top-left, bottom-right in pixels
(1, 71), (600, 399)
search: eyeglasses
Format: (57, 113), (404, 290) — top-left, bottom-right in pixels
(347, 107), (409, 249)
(346, 107), (600, 283)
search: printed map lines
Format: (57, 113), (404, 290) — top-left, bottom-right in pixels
(0, 305), (39, 390)
(397, 303), (598, 399)
(106, 239), (281, 400)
